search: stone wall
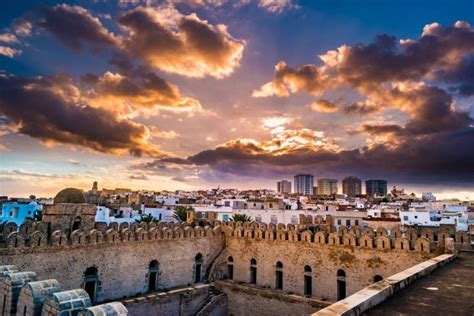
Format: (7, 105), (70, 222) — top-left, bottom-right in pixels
(0, 224), (225, 303)
(215, 281), (330, 316)
(123, 284), (213, 316)
(217, 223), (440, 301)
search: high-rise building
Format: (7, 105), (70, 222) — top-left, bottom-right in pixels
(294, 174), (314, 195)
(277, 180), (292, 194)
(342, 176), (362, 197)
(365, 179), (388, 197)
(317, 178), (338, 195)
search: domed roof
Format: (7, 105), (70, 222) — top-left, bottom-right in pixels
(54, 188), (86, 204)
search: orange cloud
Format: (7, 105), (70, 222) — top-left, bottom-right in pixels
(83, 71), (201, 117)
(118, 6), (245, 78)
(0, 74), (165, 157)
(253, 61), (330, 97)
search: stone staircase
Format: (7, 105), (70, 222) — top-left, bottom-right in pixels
(195, 286), (227, 316)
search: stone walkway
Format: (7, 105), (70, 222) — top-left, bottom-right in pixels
(364, 251), (474, 316)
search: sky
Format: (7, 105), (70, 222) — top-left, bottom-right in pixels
(0, 0), (473, 199)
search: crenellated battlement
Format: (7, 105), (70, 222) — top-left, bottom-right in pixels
(0, 220), (223, 253)
(0, 218), (470, 255)
(219, 220), (471, 254)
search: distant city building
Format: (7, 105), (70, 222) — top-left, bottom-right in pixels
(277, 180), (292, 194)
(294, 174), (314, 196)
(0, 201), (42, 225)
(365, 179), (388, 197)
(342, 177), (362, 197)
(317, 179), (338, 195)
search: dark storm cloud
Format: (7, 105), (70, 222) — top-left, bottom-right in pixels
(343, 101), (379, 116)
(146, 127), (474, 184)
(432, 55), (474, 96)
(35, 4), (118, 51)
(0, 74), (162, 156)
(359, 124), (403, 136)
(329, 22), (474, 87)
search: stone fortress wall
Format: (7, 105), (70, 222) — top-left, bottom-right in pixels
(0, 207), (470, 315)
(0, 220), (225, 303)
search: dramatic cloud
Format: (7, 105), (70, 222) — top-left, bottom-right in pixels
(253, 61), (330, 97)
(257, 0), (298, 13)
(0, 74), (163, 156)
(124, 0), (298, 13)
(0, 46), (21, 58)
(255, 21), (474, 136)
(118, 6), (245, 78)
(149, 127), (474, 184)
(35, 4), (119, 50)
(82, 71), (202, 116)
(343, 100), (379, 116)
(147, 21), (474, 185)
(0, 33), (18, 43)
(319, 21), (474, 90)
(310, 99), (338, 113)
(431, 55), (474, 96)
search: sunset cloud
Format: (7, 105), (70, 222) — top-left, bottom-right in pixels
(310, 99), (338, 113)
(82, 71), (202, 116)
(0, 46), (21, 58)
(152, 21), (474, 185)
(35, 4), (119, 50)
(118, 6), (245, 78)
(253, 61), (330, 97)
(0, 74), (164, 157)
(257, 0), (298, 13)
(150, 127), (474, 184)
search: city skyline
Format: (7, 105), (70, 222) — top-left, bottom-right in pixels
(1, 0), (474, 198)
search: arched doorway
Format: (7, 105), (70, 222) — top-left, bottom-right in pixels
(337, 269), (346, 300)
(373, 275), (383, 282)
(250, 258), (257, 284)
(148, 260), (159, 292)
(194, 253), (203, 283)
(275, 261), (283, 290)
(227, 256), (234, 280)
(304, 265), (312, 296)
(84, 267), (98, 303)
(72, 216), (82, 231)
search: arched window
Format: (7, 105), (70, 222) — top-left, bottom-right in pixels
(304, 265), (312, 296)
(227, 256), (234, 280)
(194, 253), (203, 283)
(337, 269), (346, 301)
(250, 259), (257, 284)
(84, 267), (98, 303)
(275, 261), (283, 290)
(148, 260), (159, 292)
(373, 275), (383, 282)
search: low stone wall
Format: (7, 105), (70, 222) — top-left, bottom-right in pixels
(215, 280), (331, 316)
(123, 284), (212, 316)
(312, 253), (456, 316)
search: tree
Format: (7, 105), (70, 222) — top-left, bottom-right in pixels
(135, 213), (159, 224)
(34, 211), (42, 222)
(173, 206), (194, 223)
(230, 214), (252, 222)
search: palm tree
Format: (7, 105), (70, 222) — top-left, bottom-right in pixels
(135, 213), (159, 224)
(230, 214), (252, 222)
(173, 205), (194, 223)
